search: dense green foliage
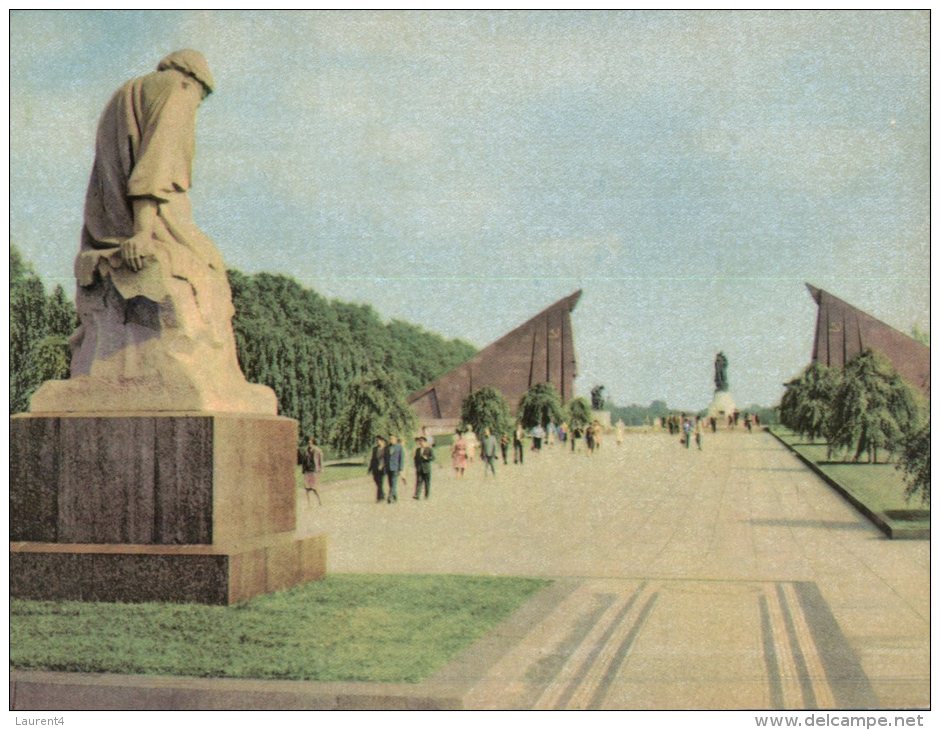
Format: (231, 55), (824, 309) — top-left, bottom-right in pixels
(517, 382), (565, 429)
(224, 270), (476, 444)
(897, 423), (930, 505)
(228, 270), (474, 446)
(10, 246), (76, 413)
(11, 574), (549, 683)
(826, 350), (923, 463)
(779, 363), (842, 442)
(461, 386), (513, 437)
(328, 371), (417, 457)
(565, 396), (592, 429)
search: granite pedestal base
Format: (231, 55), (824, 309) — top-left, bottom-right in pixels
(10, 412), (327, 604)
(11, 534), (326, 605)
(707, 390), (737, 420)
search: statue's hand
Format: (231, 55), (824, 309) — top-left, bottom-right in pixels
(120, 235), (154, 272)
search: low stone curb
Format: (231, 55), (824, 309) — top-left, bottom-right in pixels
(767, 429), (928, 540)
(9, 671), (463, 711)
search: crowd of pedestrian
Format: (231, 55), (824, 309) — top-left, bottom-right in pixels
(301, 409), (763, 507)
(656, 409), (762, 452)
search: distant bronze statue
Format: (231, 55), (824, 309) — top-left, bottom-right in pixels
(30, 50), (275, 414)
(591, 384), (606, 410)
(714, 352), (729, 392)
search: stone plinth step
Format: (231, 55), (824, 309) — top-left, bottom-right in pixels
(10, 532), (327, 605)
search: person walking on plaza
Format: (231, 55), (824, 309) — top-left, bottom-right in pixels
(571, 424), (582, 452)
(385, 434), (404, 503)
(694, 419), (704, 451)
(513, 423), (526, 464)
(367, 435), (388, 502)
(412, 436), (435, 500)
(682, 418), (693, 449)
(499, 432), (510, 465)
(464, 428), (478, 465)
(616, 419), (625, 447)
(298, 435), (323, 506)
(420, 426), (435, 448)
(482, 428), (498, 477)
(585, 423), (596, 455)
(592, 420), (603, 451)
(452, 431), (468, 478)
(530, 423), (545, 451)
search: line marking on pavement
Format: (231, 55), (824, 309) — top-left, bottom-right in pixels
(758, 593), (784, 709)
(791, 581), (878, 709)
(781, 582), (835, 708)
(532, 582), (648, 710)
(463, 581), (618, 709)
(764, 583), (805, 708)
(584, 591), (659, 710)
(776, 582), (818, 708)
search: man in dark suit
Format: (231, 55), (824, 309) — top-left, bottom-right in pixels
(412, 436), (435, 500)
(367, 435), (387, 502)
(386, 434), (405, 503)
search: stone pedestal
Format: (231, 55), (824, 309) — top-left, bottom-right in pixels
(10, 412), (326, 605)
(707, 391), (737, 420)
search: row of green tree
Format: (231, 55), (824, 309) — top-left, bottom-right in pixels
(461, 383), (594, 439)
(778, 350), (929, 503)
(328, 380), (597, 457)
(606, 399), (778, 426)
(10, 246), (476, 448)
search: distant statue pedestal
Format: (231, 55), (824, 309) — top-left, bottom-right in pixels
(707, 390), (737, 421)
(591, 410), (612, 428)
(11, 411), (326, 605)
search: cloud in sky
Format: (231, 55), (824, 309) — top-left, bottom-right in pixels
(9, 10), (929, 408)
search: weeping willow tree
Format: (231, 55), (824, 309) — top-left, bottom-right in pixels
(517, 382), (565, 429)
(328, 372), (417, 457)
(898, 423), (930, 505)
(566, 396), (592, 429)
(826, 350), (924, 463)
(461, 386), (513, 438)
(778, 362), (842, 443)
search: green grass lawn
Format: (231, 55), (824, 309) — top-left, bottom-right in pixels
(11, 574), (549, 683)
(770, 428), (929, 535)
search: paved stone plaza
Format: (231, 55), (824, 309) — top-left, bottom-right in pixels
(297, 430), (928, 710)
(11, 430), (928, 711)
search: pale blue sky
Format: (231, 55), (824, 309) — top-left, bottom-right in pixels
(10, 10), (929, 409)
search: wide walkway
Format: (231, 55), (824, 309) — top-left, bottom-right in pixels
(298, 430), (929, 710)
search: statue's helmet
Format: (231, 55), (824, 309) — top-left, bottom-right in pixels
(157, 49), (215, 95)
